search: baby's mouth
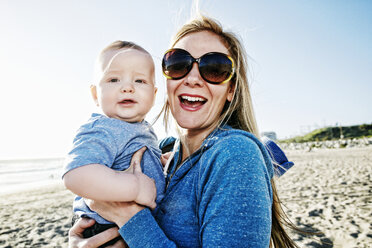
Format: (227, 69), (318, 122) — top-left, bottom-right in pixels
(179, 95), (207, 108)
(119, 99), (136, 104)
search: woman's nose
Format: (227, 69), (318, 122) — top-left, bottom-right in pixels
(184, 63), (204, 87)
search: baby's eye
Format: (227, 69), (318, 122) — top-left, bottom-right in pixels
(108, 78), (119, 83)
(135, 79), (146, 84)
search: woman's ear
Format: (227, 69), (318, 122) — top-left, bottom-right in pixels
(90, 85), (99, 106)
(227, 82), (235, 102)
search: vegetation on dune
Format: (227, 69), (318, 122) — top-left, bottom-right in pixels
(280, 123), (372, 143)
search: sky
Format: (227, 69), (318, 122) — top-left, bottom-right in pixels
(0, 0), (371, 159)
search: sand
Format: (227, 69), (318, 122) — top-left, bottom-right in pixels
(0, 183), (74, 248)
(0, 147), (371, 247)
(276, 147), (372, 248)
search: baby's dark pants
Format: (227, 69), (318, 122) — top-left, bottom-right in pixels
(72, 215), (123, 248)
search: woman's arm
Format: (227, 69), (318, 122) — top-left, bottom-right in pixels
(63, 156), (156, 209)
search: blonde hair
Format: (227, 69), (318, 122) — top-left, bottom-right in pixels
(161, 15), (299, 248)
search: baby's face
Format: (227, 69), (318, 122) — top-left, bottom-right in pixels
(92, 48), (157, 122)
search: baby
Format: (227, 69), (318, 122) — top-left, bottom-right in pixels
(63, 41), (165, 246)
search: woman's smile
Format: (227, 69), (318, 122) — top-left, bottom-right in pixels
(178, 93), (207, 111)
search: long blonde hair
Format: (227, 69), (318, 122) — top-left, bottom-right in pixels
(161, 15), (299, 248)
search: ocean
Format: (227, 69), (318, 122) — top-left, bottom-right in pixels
(0, 158), (65, 195)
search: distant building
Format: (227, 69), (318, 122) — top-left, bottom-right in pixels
(261, 131), (277, 140)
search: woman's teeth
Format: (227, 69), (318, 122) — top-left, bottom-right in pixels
(180, 96), (206, 102)
(179, 95), (207, 107)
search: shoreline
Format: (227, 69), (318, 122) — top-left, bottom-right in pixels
(0, 157), (64, 197)
(0, 180), (63, 196)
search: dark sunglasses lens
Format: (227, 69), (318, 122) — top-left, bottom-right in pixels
(199, 53), (233, 84)
(162, 50), (192, 79)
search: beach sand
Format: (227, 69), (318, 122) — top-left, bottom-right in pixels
(276, 147), (372, 248)
(0, 183), (74, 248)
(0, 147), (371, 247)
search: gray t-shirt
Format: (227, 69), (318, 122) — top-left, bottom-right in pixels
(63, 113), (165, 224)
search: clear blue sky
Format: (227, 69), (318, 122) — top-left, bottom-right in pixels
(0, 0), (371, 158)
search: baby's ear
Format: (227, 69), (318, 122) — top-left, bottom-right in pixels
(90, 85), (99, 106)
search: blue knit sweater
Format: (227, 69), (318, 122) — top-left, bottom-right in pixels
(119, 126), (274, 247)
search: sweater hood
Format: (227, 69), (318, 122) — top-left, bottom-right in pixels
(201, 126), (274, 179)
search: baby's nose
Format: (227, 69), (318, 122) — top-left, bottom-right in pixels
(120, 81), (135, 93)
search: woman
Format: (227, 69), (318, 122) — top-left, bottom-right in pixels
(69, 15), (298, 248)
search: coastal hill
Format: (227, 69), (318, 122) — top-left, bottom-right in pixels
(280, 123), (372, 143)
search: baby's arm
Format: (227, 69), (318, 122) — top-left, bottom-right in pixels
(63, 162), (156, 208)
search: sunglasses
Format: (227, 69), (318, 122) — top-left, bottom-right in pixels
(162, 48), (235, 84)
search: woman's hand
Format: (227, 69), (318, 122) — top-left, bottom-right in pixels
(68, 218), (126, 248)
(132, 147), (157, 209)
(160, 152), (172, 167)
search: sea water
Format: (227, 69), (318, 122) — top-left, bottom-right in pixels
(0, 158), (64, 194)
